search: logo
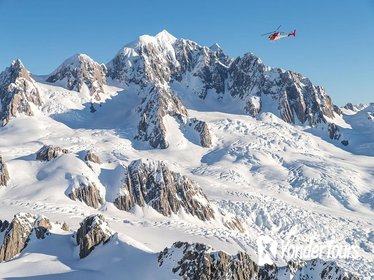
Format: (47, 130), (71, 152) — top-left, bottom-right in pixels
(256, 235), (359, 265)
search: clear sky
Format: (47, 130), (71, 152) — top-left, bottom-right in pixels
(1, 0), (373, 105)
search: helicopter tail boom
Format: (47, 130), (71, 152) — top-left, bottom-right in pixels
(288, 30), (296, 37)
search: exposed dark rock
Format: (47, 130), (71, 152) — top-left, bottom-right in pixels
(34, 216), (52, 239)
(173, 38), (231, 98)
(68, 181), (104, 209)
(189, 118), (212, 147)
(224, 216), (244, 233)
(229, 54), (335, 126)
(47, 54), (107, 101)
(0, 220), (9, 232)
(61, 222), (69, 231)
(341, 140), (349, 146)
(0, 59), (42, 126)
(89, 102), (97, 113)
(0, 156), (10, 186)
(333, 104), (343, 115)
(328, 123), (341, 140)
(76, 214), (112, 258)
(159, 242), (359, 280)
(0, 213), (35, 262)
(158, 242), (259, 280)
(135, 84), (188, 149)
(245, 96), (261, 117)
(114, 159), (215, 221)
(36, 145), (69, 161)
(84, 150), (102, 164)
(344, 102), (356, 111)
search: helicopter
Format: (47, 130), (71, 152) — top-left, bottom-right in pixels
(262, 25), (296, 41)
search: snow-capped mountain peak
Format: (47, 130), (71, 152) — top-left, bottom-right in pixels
(123, 29), (177, 50)
(209, 43), (222, 52)
(46, 53), (107, 101)
(155, 29), (177, 44)
(1, 59), (31, 82)
(0, 59), (41, 126)
(52, 53), (95, 70)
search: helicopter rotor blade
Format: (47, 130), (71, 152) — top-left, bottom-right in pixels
(261, 25), (282, 36)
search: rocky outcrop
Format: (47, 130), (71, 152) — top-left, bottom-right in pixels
(0, 213), (34, 262)
(159, 242), (260, 280)
(327, 123), (350, 146)
(135, 84), (188, 149)
(228, 54), (335, 126)
(159, 242), (359, 280)
(0, 213), (51, 262)
(36, 145), (69, 161)
(328, 123), (341, 140)
(343, 102), (356, 111)
(0, 156), (10, 186)
(172, 38), (231, 99)
(76, 214), (112, 258)
(68, 180), (104, 209)
(84, 150), (102, 164)
(333, 104), (342, 116)
(61, 222), (69, 231)
(0, 220), (9, 232)
(47, 54), (107, 101)
(0, 59), (42, 126)
(34, 216), (52, 239)
(113, 159), (215, 221)
(189, 118), (212, 147)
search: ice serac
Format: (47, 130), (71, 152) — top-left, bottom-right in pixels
(158, 242), (359, 280)
(0, 59), (42, 126)
(113, 159), (215, 221)
(36, 145), (69, 161)
(0, 156), (10, 186)
(47, 54), (107, 101)
(0, 213), (51, 262)
(76, 214), (112, 258)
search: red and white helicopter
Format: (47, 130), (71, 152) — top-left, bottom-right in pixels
(262, 25), (296, 41)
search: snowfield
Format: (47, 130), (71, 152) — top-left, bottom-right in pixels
(0, 31), (373, 279)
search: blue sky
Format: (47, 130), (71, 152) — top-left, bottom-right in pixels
(1, 0), (373, 105)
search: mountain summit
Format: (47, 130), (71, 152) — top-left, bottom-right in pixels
(46, 53), (107, 101)
(0, 59), (41, 126)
